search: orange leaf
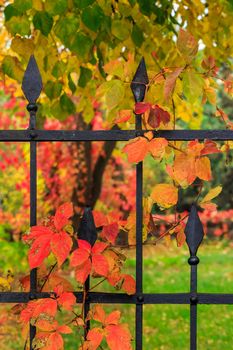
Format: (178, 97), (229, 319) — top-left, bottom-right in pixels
(195, 156), (212, 181)
(171, 153), (196, 187)
(92, 254), (109, 277)
(106, 324), (132, 350)
(121, 274), (136, 295)
(57, 325), (72, 334)
(164, 67), (183, 101)
(148, 138), (168, 160)
(105, 310), (121, 326)
(92, 305), (106, 323)
(151, 184), (178, 209)
(115, 110), (132, 124)
(123, 137), (148, 163)
(177, 29), (198, 60)
(82, 328), (104, 350)
(46, 332), (63, 350)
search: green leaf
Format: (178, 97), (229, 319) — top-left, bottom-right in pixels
(111, 20), (131, 41)
(60, 93), (76, 115)
(131, 25), (144, 47)
(183, 71), (204, 101)
(33, 11), (54, 36)
(13, 0), (32, 13)
(98, 80), (125, 110)
(2, 56), (24, 82)
(73, 0), (95, 9)
(54, 14), (79, 46)
(68, 73), (77, 93)
(81, 4), (104, 32)
(11, 37), (34, 58)
(52, 61), (67, 78)
(78, 67), (92, 88)
(44, 81), (63, 100)
(5, 15), (30, 36)
(71, 32), (92, 58)
(45, 0), (67, 15)
(4, 5), (20, 21)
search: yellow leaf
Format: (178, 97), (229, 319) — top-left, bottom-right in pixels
(151, 184), (178, 209)
(200, 186), (222, 204)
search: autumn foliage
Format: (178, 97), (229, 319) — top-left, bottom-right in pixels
(18, 202), (135, 349)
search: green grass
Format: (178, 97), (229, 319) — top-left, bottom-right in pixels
(2, 239), (233, 349)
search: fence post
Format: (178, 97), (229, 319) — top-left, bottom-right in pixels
(22, 55), (42, 349)
(185, 205), (204, 350)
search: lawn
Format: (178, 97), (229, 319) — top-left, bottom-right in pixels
(1, 239), (233, 349)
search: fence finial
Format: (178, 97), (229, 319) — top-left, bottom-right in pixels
(185, 204), (204, 257)
(22, 55), (42, 104)
(78, 207), (97, 246)
(131, 57), (149, 102)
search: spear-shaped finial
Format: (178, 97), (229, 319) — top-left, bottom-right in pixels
(78, 207), (97, 247)
(185, 205), (204, 259)
(131, 57), (149, 103)
(22, 55), (42, 104)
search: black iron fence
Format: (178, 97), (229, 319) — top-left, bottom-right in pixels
(0, 56), (233, 350)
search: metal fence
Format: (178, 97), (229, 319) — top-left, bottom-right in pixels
(0, 56), (233, 350)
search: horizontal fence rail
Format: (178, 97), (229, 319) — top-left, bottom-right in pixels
(0, 129), (233, 142)
(1, 55), (233, 350)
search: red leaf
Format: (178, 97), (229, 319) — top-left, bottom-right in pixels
(101, 223), (119, 244)
(70, 248), (90, 267)
(148, 105), (170, 128)
(28, 234), (52, 269)
(57, 292), (76, 311)
(51, 231), (72, 267)
(78, 239), (91, 252)
(134, 102), (151, 114)
(121, 274), (136, 295)
(201, 140), (221, 156)
(54, 202), (73, 230)
(92, 242), (108, 254)
(92, 254), (109, 277)
(93, 211), (109, 227)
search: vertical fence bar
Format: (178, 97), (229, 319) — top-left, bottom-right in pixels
(190, 264), (198, 350)
(78, 207), (97, 338)
(185, 205), (204, 350)
(22, 55), (42, 350)
(131, 58), (149, 349)
(29, 134), (37, 349)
